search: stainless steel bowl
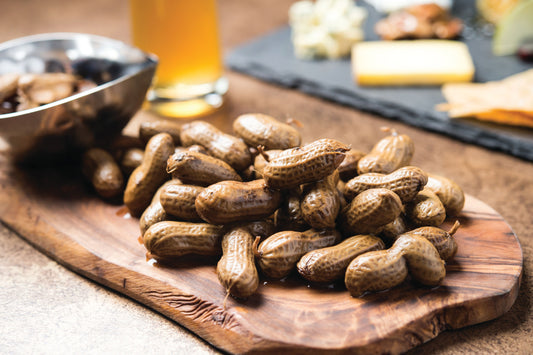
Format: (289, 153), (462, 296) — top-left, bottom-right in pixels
(0, 33), (157, 163)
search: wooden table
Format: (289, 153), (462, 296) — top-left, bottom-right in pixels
(1, 0), (531, 354)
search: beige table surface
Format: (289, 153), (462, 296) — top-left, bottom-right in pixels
(1, 0), (532, 354)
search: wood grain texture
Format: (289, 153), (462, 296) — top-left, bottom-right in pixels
(0, 154), (522, 354)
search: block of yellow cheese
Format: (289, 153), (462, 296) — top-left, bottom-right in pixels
(352, 40), (475, 86)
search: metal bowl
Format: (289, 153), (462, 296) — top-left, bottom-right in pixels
(0, 33), (157, 164)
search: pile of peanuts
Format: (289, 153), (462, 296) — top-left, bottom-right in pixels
(82, 113), (464, 299)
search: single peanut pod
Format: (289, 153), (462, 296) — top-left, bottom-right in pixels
(341, 188), (403, 235)
(233, 113), (301, 150)
(255, 229), (341, 278)
(274, 188), (309, 232)
(166, 150), (242, 186)
(402, 221), (460, 261)
(179, 121), (252, 171)
(160, 184), (204, 221)
(379, 214), (408, 242)
(345, 250), (408, 297)
(405, 188), (446, 227)
(262, 138), (350, 189)
(426, 174), (465, 216)
(82, 148), (124, 199)
(253, 149), (282, 179)
(139, 179), (181, 236)
(301, 172), (341, 229)
(195, 179), (282, 225)
(338, 149), (365, 182)
(120, 147), (144, 176)
(390, 234), (446, 286)
(357, 129), (415, 174)
(217, 227), (259, 298)
(124, 133), (174, 216)
(139, 120), (181, 145)
(344, 166), (428, 203)
(297, 234), (385, 283)
(143, 221), (224, 259)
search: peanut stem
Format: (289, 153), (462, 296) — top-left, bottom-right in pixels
(252, 236), (262, 258)
(257, 145), (270, 162)
(286, 117), (304, 128)
(448, 220), (461, 236)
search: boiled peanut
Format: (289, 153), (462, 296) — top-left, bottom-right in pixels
(120, 147), (144, 176)
(345, 250), (408, 297)
(166, 150), (242, 186)
(180, 120), (251, 171)
(338, 149), (365, 182)
(344, 166), (428, 203)
(139, 179), (180, 236)
(139, 120), (181, 145)
(345, 231), (446, 297)
(274, 188), (309, 232)
(357, 128), (414, 174)
(255, 229), (341, 278)
(301, 171), (341, 229)
(233, 113), (301, 150)
(143, 221), (223, 258)
(253, 149), (282, 179)
(405, 187), (446, 227)
(160, 184), (204, 221)
(124, 133), (174, 216)
(82, 148), (124, 199)
(402, 220), (460, 260)
(217, 227), (259, 298)
(297, 234), (385, 283)
(426, 173), (465, 216)
(262, 138), (350, 189)
(341, 188), (403, 235)
(390, 234), (446, 286)
(195, 179), (282, 225)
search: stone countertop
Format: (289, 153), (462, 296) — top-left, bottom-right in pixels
(0, 0), (531, 354)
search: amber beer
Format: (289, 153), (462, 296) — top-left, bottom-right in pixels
(129, 0), (227, 117)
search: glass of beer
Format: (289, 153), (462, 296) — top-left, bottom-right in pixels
(129, 0), (228, 118)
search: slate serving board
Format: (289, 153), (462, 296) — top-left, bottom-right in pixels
(226, 0), (533, 161)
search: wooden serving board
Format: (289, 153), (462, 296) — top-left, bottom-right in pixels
(0, 156), (523, 354)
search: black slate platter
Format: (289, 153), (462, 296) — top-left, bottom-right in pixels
(226, 0), (533, 161)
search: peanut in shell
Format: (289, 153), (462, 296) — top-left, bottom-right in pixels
(143, 221), (224, 259)
(297, 234), (385, 283)
(255, 228), (342, 278)
(124, 133), (174, 216)
(180, 120), (251, 171)
(233, 113), (301, 150)
(344, 166), (428, 203)
(166, 150), (242, 186)
(195, 179), (282, 225)
(262, 138), (350, 189)
(341, 188), (403, 235)
(357, 128), (414, 174)
(217, 227), (259, 298)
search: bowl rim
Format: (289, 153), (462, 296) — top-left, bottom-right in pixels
(0, 32), (158, 120)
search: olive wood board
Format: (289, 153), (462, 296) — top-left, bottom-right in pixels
(0, 157), (523, 354)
